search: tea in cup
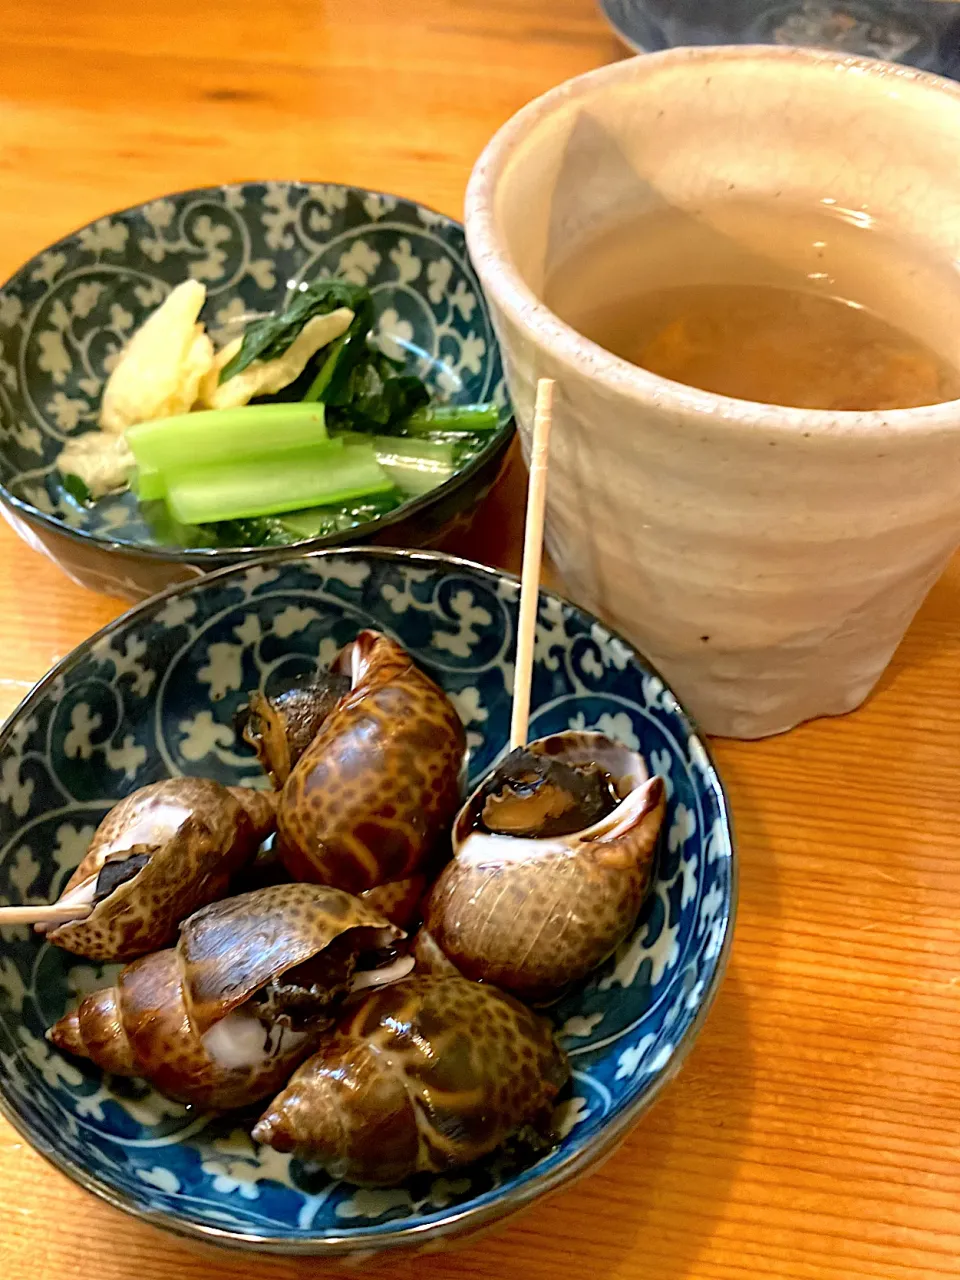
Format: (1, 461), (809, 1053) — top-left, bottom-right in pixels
(466, 47), (960, 737)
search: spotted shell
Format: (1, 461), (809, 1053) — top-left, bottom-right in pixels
(49, 948), (304, 1111)
(277, 630), (466, 893)
(180, 882), (401, 1034)
(358, 875), (428, 930)
(252, 974), (570, 1184)
(420, 731), (666, 1001)
(47, 778), (276, 963)
(48, 884), (401, 1110)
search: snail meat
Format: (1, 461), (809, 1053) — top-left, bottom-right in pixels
(253, 974), (570, 1185)
(238, 669), (351, 788)
(91, 851), (152, 902)
(419, 731), (666, 1001)
(477, 745), (622, 838)
(277, 630), (466, 893)
(48, 883), (411, 1109)
(43, 778), (277, 962)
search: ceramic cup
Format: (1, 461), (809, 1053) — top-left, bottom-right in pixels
(465, 46), (960, 738)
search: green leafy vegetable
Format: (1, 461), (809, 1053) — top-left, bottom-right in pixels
(165, 441), (392, 525)
(210, 490), (404, 547)
(301, 312), (378, 407)
(62, 473), (91, 505)
(333, 365), (430, 430)
(98, 272), (502, 548)
(366, 435), (455, 495)
(126, 403), (327, 471)
(404, 403), (500, 434)
(369, 436), (455, 465)
(218, 277), (495, 442)
(379, 460), (455, 497)
(306, 334), (428, 431)
(132, 466), (166, 502)
(302, 332), (349, 404)
(140, 500), (221, 548)
(220, 280), (371, 383)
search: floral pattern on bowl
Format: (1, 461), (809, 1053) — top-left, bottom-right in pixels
(0, 549), (734, 1257)
(0, 184), (512, 600)
(598, 0), (960, 74)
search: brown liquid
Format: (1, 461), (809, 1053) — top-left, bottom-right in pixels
(546, 199), (960, 411)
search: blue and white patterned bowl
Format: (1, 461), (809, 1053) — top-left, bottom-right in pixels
(0, 183), (513, 601)
(0, 548), (735, 1257)
(598, 0), (960, 78)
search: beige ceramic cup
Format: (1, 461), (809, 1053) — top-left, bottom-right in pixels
(465, 47), (960, 738)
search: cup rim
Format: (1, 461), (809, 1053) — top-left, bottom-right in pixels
(465, 44), (960, 438)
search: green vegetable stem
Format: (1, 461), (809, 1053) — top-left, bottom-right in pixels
(126, 403), (328, 471)
(132, 466), (166, 502)
(404, 404), (500, 434)
(165, 442), (393, 524)
(105, 273), (504, 548)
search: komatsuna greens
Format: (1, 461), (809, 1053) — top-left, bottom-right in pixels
(57, 277), (499, 547)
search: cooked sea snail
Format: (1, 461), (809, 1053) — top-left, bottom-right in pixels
(253, 974), (570, 1184)
(238, 668), (351, 788)
(42, 778), (277, 963)
(48, 883), (411, 1109)
(358, 874), (428, 930)
(277, 630), (466, 894)
(418, 732), (666, 1001)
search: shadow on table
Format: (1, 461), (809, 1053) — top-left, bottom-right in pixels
(867, 551), (960, 706)
(486, 967), (755, 1280)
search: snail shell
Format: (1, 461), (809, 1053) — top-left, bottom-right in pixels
(225, 786), (279, 838)
(420, 732), (666, 1001)
(239, 670), (350, 788)
(45, 778), (276, 963)
(253, 974), (569, 1185)
(359, 875), (428, 930)
(277, 630), (466, 893)
(48, 883), (408, 1109)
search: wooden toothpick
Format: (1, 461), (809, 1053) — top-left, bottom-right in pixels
(510, 377), (554, 751)
(0, 903), (91, 927)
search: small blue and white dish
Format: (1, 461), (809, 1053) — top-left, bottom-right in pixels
(0, 183), (513, 601)
(0, 548), (735, 1257)
(600, 0), (960, 79)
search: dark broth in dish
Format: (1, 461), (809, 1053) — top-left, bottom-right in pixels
(545, 198), (960, 411)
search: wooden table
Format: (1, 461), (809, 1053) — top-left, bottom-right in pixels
(0, 2), (958, 1277)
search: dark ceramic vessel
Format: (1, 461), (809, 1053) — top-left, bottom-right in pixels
(0, 183), (513, 600)
(599, 0), (960, 78)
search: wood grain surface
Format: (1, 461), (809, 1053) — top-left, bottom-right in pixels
(0, 2), (958, 1277)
